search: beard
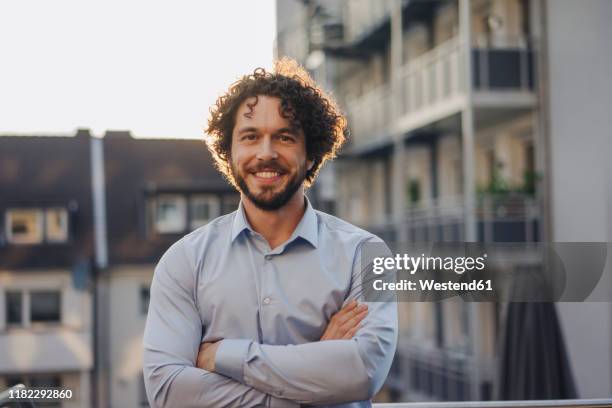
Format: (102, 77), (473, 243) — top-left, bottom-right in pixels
(231, 160), (306, 211)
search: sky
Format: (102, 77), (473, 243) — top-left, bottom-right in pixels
(0, 0), (277, 138)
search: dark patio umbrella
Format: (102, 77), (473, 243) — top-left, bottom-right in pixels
(497, 300), (577, 400)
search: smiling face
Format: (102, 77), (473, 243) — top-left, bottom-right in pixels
(229, 95), (312, 211)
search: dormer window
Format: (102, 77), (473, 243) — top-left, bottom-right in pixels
(5, 209), (43, 244)
(149, 193), (226, 235)
(45, 208), (69, 243)
(154, 195), (187, 234)
(5, 207), (69, 245)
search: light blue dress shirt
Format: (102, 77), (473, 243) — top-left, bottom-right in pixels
(143, 198), (398, 407)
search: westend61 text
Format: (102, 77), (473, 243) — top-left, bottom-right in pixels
(373, 279), (493, 292)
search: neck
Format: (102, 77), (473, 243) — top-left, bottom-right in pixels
(242, 188), (306, 250)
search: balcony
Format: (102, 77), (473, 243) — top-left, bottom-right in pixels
(0, 328), (92, 373)
(366, 194), (540, 243)
(395, 34), (536, 134)
(344, 0), (394, 44)
(346, 84), (392, 149)
(345, 35), (536, 151)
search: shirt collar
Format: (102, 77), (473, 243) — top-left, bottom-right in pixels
(230, 196), (319, 248)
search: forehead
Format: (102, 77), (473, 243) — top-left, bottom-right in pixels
(234, 95), (293, 129)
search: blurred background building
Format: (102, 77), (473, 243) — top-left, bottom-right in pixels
(0, 0), (610, 406)
(275, 0), (612, 403)
(0, 131), (239, 407)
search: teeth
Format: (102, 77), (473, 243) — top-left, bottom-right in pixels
(255, 171), (279, 179)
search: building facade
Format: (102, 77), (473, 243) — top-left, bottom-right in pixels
(0, 131), (96, 407)
(0, 130), (239, 407)
(275, 0), (612, 402)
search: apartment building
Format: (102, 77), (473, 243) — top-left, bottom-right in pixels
(95, 131), (239, 408)
(275, 0), (612, 402)
(0, 130), (239, 407)
(0, 130), (96, 408)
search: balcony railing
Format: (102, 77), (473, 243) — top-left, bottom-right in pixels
(366, 194), (540, 243)
(387, 342), (495, 402)
(346, 83), (392, 147)
(346, 34), (535, 149)
(373, 400), (612, 408)
(400, 35), (534, 119)
(401, 37), (464, 117)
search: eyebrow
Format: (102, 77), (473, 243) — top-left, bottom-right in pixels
(236, 127), (302, 136)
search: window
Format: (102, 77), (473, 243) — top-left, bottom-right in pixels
(4, 289), (61, 327)
(5, 291), (23, 325)
(30, 291), (61, 323)
(154, 195), (186, 234)
(5, 208), (69, 244)
(6, 209), (43, 244)
(189, 195), (220, 229)
(45, 208), (68, 243)
(140, 286), (150, 315)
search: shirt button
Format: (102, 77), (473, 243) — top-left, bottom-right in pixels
(263, 297), (271, 305)
(265, 255), (272, 261)
(275, 390), (284, 396)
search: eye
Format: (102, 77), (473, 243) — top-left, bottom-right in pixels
(242, 133), (257, 141)
(279, 134), (295, 142)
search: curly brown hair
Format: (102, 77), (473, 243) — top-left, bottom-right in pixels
(205, 58), (347, 188)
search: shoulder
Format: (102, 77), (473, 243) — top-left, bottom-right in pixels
(315, 210), (384, 246)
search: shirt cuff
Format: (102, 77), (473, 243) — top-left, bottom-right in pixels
(214, 339), (251, 383)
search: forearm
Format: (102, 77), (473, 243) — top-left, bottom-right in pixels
(214, 338), (377, 405)
(144, 361), (298, 408)
(214, 301), (398, 405)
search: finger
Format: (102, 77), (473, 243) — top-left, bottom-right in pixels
(336, 299), (358, 317)
(342, 323), (362, 340)
(337, 303), (368, 326)
(340, 308), (368, 332)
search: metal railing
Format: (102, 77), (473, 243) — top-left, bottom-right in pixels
(346, 83), (392, 146)
(365, 194), (540, 243)
(374, 400), (612, 408)
(401, 37), (464, 117)
(345, 33), (535, 148)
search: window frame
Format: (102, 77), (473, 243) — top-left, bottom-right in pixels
(5, 209), (44, 244)
(153, 194), (187, 234)
(44, 207), (69, 243)
(3, 288), (62, 328)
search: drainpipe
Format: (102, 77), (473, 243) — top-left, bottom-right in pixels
(459, 0), (482, 401)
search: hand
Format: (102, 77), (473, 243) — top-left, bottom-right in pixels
(196, 341), (222, 372)
(321, 299), (368, 341)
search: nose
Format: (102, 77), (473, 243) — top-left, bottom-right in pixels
(256, 135), (278, 161)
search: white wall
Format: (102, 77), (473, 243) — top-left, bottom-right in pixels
(545, 0), (612, 398)
(108, 266), (153, 408)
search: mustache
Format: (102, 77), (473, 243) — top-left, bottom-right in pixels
(247, 162), (288, 173)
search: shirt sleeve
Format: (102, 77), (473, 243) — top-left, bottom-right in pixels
(214, 238), (399, 405)
(143, 241), (299, 408)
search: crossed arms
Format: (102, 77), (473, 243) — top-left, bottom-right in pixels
(142, 242), (398, 408)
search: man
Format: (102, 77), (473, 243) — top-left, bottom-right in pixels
(143, 58), (398, 407)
